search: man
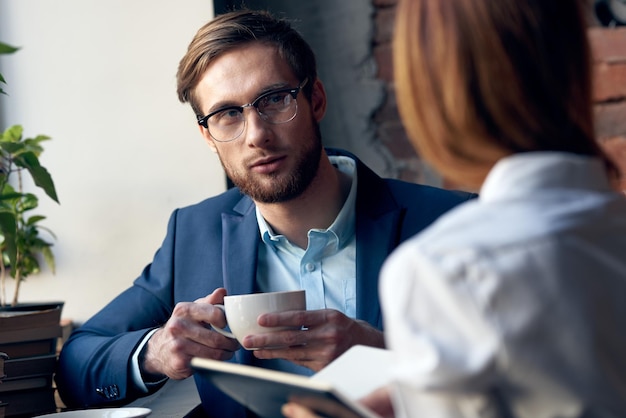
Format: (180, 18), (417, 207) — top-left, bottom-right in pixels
(56, 9), (474, 417)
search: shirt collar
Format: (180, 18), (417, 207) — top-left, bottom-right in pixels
(257, 155), (358, 251)
(480, 151), (613, 203)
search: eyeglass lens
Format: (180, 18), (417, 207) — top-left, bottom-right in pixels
(207, 88), (298, 142)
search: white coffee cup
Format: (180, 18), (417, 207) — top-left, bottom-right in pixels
(212, 290), (306, 348)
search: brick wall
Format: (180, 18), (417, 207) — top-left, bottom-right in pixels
(591, 28), (626, 191)
(373, 0), (425, 184)
(373, 0), (626, 192)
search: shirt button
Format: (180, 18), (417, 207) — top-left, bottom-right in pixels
(305, 263), (315, 272)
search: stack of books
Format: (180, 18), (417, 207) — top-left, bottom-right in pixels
(0, 303), (63, 418)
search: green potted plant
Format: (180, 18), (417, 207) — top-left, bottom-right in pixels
(0, 41), (62, 418)
(0, 41), (59, 308)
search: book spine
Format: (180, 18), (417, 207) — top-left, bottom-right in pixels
(0, 388), (56, 416)
(0, 325), (62, 345)
(3, 354), (56, 380)
(0, 339), (57, 359)
(0, 352), (7, 381)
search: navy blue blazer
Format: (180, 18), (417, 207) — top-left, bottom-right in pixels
(56, 149), (475, 416)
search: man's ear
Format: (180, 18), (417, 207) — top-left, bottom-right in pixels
(311, 78), (327, 122)
(198, 124), (218, 153)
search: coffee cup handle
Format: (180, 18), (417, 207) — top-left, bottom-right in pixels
(211, 304), (237, 339)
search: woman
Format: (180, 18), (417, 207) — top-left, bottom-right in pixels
(283, 0), (626, 417)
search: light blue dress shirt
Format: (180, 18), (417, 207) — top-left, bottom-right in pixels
(255, 155), (357, 317)
(253, 155), (358, 375)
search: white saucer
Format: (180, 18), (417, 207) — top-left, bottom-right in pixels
(35, 407), (151, 418)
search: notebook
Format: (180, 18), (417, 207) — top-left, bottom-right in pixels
(191, 345), (393, 418)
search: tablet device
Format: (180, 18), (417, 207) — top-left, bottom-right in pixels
(191, 357), (381, 418)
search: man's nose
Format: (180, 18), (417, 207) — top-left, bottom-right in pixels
(242, 107), (271, 145)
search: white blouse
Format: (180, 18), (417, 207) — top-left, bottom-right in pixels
(380, 152), (626, 418)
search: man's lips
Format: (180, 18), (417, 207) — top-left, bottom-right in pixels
(249, 155), (286, 173)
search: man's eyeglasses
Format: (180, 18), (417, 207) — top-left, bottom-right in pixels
(197, 78), (308, 143)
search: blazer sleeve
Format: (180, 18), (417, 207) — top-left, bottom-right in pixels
(55, 210), (183, 408)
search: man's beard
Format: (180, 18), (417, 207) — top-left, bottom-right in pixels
(220, 122), (323, 204)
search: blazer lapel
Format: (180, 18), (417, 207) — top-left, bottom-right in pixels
(354, 159), (403, 329)
(356, 209), (401, 328)
(221, 197), (259, 297)
(221, 197), (258, 366)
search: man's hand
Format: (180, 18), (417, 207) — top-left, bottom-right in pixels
(241, 309), (384, 372)
(141, 288), (240, 380)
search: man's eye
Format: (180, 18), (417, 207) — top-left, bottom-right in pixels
(260, 92), (288, 108)
(212, 108), (242, 124)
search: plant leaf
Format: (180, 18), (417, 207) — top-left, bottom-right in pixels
(23, 135), (50, 156)
(0, 43), (19, 97)
(0, 211), (17, 275)
(19, 193), (39, 212)
(1, 125), (23, 143)
(25, 215), (46, 225)
(13, 152), (59, 203)
(0, 191), (24, 202)
(41, 245), (55, 274)
(0, 43), (19, 55)
(0, 73), (7, 96)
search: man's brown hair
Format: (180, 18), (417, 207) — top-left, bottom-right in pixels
(177, 9), (317, 118)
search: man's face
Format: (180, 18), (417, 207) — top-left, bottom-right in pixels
(194, 42), (326, 203)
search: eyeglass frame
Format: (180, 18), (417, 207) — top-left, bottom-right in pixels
(196, 78), (309, 142)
